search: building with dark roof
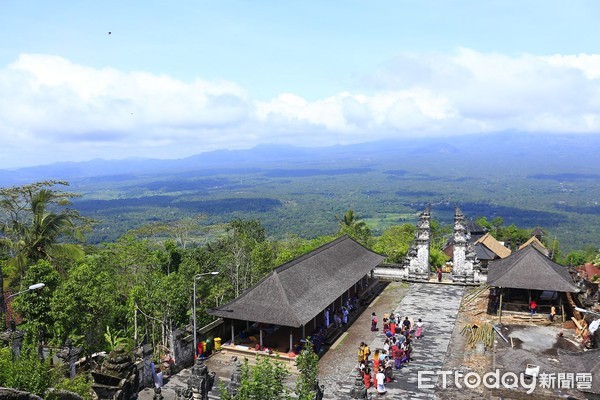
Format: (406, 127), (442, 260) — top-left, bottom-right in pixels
(487, 245), (579, 320)
(207, 235), (384, 352)
(466, 219), (486, 241)
(531, 226), (546, 241)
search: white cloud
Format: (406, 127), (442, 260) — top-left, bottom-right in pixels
(1, 50), (600, 168)
(544, 53), (600, 79)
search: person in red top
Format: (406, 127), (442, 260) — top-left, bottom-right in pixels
(529, 299), (537, 316)
(362, 367), (372, 389)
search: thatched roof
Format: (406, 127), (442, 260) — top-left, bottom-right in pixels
(531, 226), (546, 237)
(474, 242), (497, 261)
(475, 232), (511, 259)
(466, 219), (485, 234)
(487, 245), (579, 292)
(519, 236), (549, 256)
(207, 235), (384, 327)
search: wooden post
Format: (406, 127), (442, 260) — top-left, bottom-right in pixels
(259, 329), (263, 349)
(289, 329), (293, 353)
(302, 324), (306, 339)
(231, 322), (235, 345)
(498, 289), (503, 323)
(560, 294), (565, 323)
(313, 317), (317, 330)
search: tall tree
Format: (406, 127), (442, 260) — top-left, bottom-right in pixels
(50, 258), (120, 352)
(219, 219), (268, 297)
(0, 181), (88, 277)
(11, 260), (61, 341)
(373, 224), (415, 263)
(336, 210), (373, 247)
(295, 340), (319, 400)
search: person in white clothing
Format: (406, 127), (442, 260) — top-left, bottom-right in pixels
(415, 318), (424, 339)
(376, 369), (386, 394)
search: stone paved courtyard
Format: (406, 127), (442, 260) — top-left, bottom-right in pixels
(331, 282), (465, 399)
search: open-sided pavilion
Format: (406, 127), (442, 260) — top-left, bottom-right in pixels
(207, 235), (384, 356)
(487, 244), (579, 321)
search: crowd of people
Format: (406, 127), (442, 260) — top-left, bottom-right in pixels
(358, 312), (424, 396)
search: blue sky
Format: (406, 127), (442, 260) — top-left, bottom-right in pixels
(1, 1), (599, 168)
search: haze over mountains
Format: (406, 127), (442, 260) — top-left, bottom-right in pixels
(2, 132), (600, 250)
(2, 132), (599, 185)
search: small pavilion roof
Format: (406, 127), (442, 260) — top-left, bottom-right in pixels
(531, 226), (546, 237)
(466, 219), (485, 234)
(475, 232), (511, 259)
(519, 236), (549, 256)
(474, 243), (497, 261)
(487, 245), (579, 292)
(207, 235), (384, 327)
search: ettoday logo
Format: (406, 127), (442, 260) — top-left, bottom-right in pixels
(418, 370), (593, 394)
(418, 370), (537, 394)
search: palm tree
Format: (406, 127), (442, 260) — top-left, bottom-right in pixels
(0, 181), (86, 277)
(335, 209), (373, 246)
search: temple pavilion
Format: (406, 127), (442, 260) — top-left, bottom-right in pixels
(207, 235), (384, 357)
(487, 244), (579, 321)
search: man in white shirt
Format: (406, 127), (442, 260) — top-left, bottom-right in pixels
(376, 370), (386, 394)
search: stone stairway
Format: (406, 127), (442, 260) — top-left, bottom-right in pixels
(334, 283), (464, 399)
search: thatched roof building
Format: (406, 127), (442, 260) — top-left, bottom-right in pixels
(475, 232), (511, 259)
(487, 245), (578, 293)
(518, 236), (549, 257)
(208, 235), (384, 327)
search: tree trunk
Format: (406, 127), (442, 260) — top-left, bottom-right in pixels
(0, 265), (5, 330)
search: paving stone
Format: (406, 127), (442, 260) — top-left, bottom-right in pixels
(328, 283), (464, 399)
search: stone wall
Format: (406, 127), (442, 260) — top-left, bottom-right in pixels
(374, 263), (407, 281)
(0, 388), (43, 400)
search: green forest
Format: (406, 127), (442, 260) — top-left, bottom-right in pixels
(1, 180), (599, 397)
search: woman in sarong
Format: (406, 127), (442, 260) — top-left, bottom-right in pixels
(393, 346), (404, 369)
(362, 366), (372, 389)
(415, 318), (424, 338)
(371, 312), (378, 331)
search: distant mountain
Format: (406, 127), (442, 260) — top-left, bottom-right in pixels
(1, 132), (599, 186)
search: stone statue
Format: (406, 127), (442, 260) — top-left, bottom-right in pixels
(349, 370), (368, 399)
(153, 386), (164, 400)
(182, 382), (194, 399)
(226, 360), (243, 396)
(187, 358), (215, 400)
(90, 345), (138, 400)
(314, 379), (325, 400)
(174, 388), (182, 400)
(56, 339), (82, 380)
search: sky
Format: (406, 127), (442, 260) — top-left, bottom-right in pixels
(1, 1), (600, 169)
